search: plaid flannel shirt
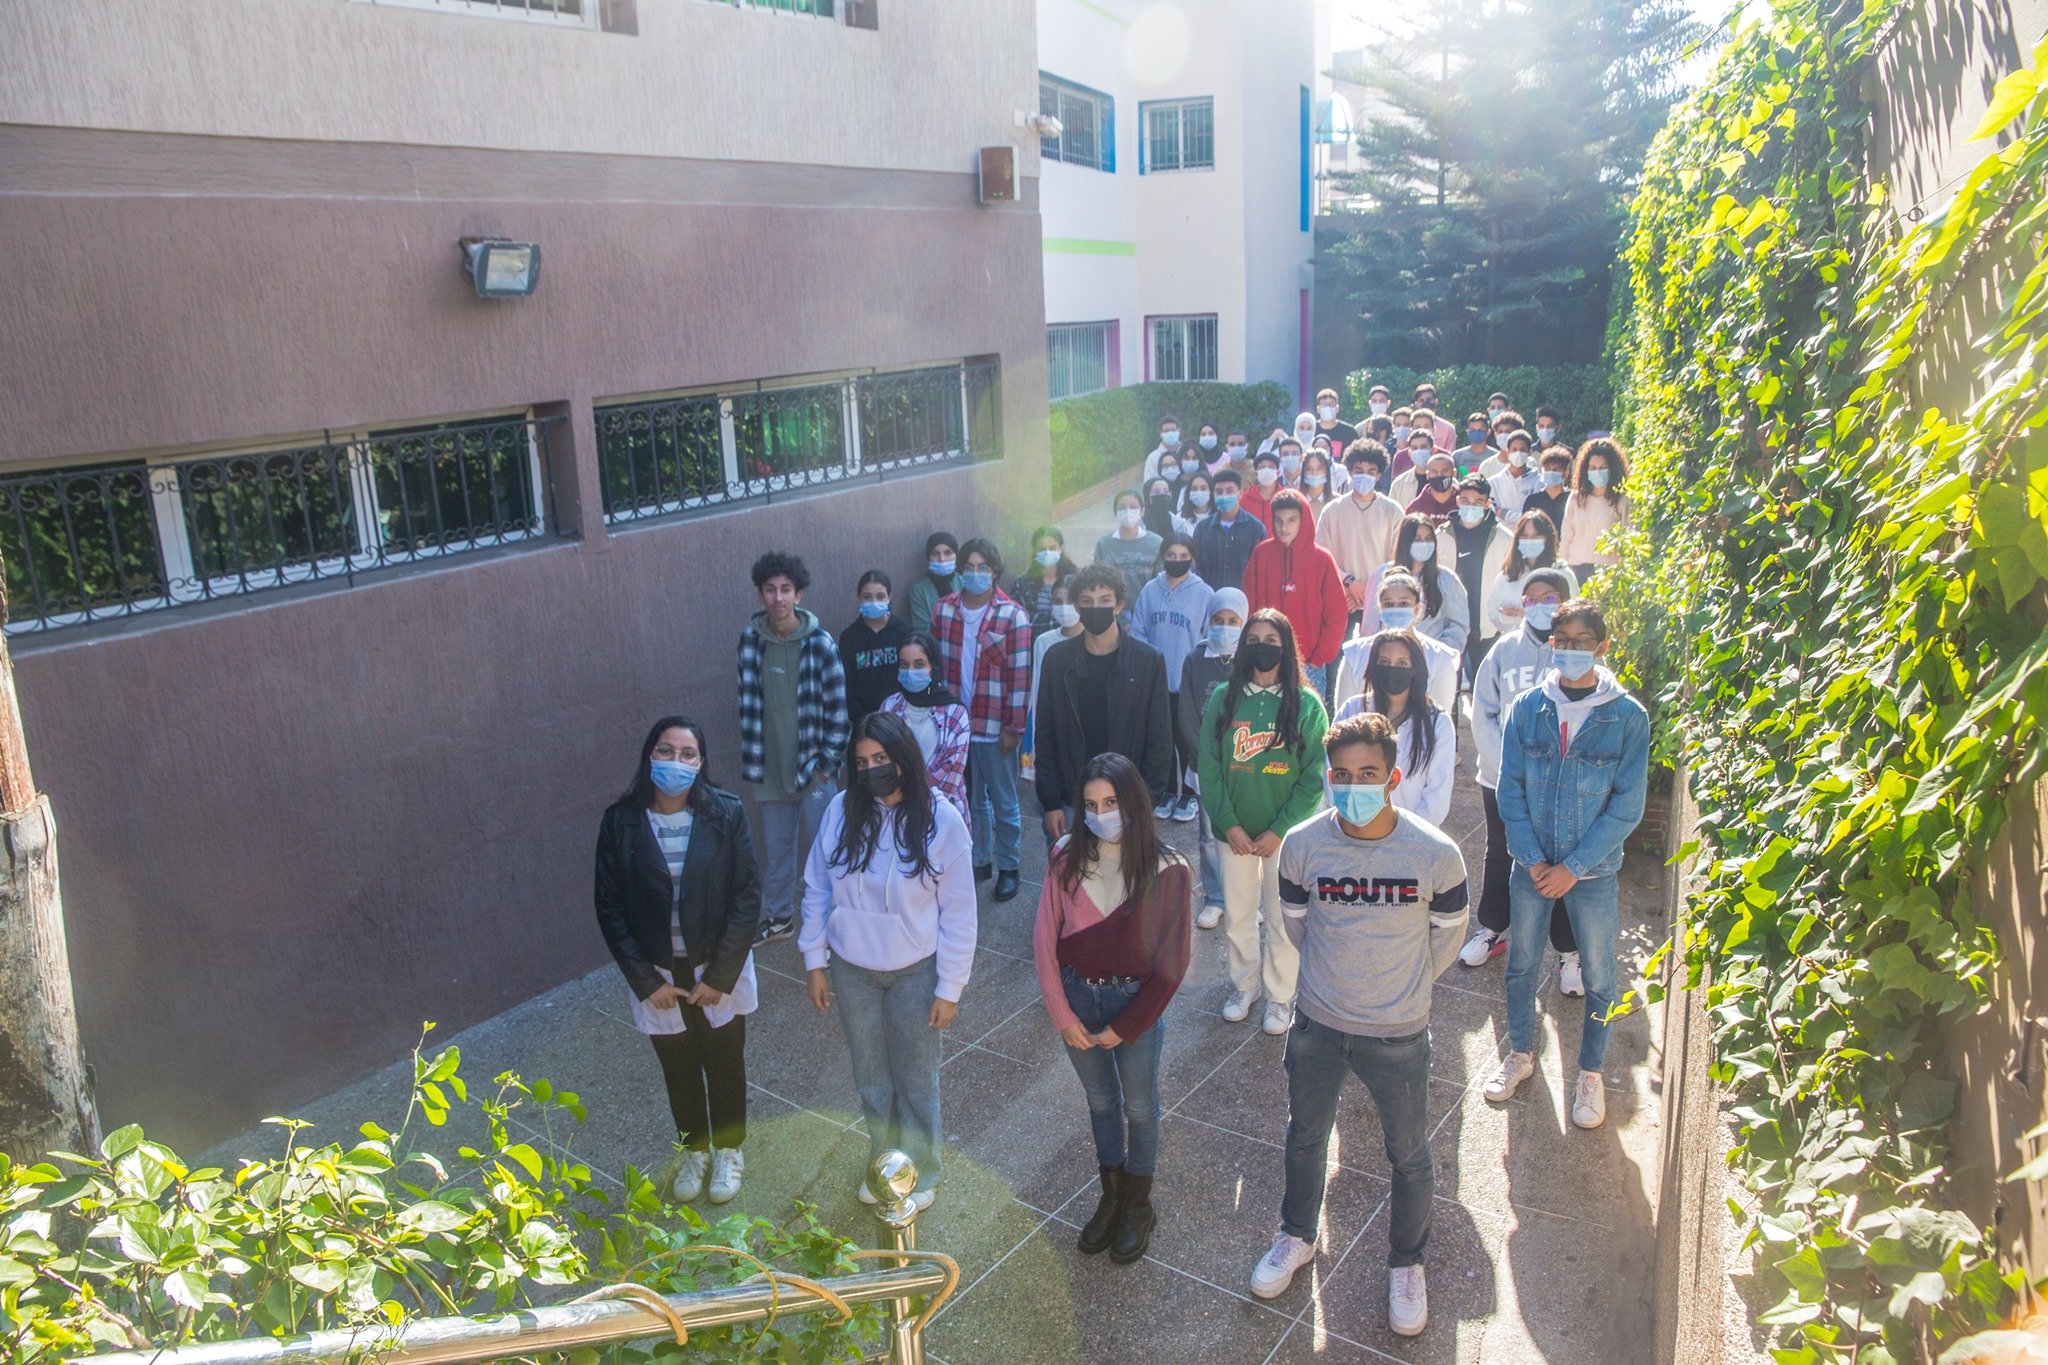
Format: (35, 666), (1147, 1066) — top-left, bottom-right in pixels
(930, 590), (1033, 740)
(881, 691), (971, 822)
(736, 619), (849, 788)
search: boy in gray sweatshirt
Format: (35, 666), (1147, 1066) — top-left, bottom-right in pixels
(1247, 713), (1468, 1338)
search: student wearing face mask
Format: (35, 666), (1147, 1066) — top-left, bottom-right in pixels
(1177, 470), (1216, 528)
(908, 533), (961, 634)
(1320, 441), (1405, 625)
(1331, 572), (1461, 717)
(1197, 608), (1329, 1035)
(1480, 430), (1540, 522)
(1281, 424), (1315, 487)
(1459, 415), (1492, 472)
(1182, 587), (1245, 930)
(1035, 565), (1175, 843)
(1365, 384), (1392, 419)
(1010, 526), (1079, 638)
(1193, 422), (1229, 475)
(1408, 388), (1456, 450)
(1034, 753), (1192, 1265)
(1313, 388), (1357, 451)
(1525, 448), (1575, 533)
(1558, 437), (1632, 585)
(596, 716), (763, 1207)
(1485, 512), (1578, 638)
(932, 541), (1034, 901)
(1486, 599), (1649, 1132)
(1447, 477), (1512, 686)
(1243, 491), (1348, 695)
(803, 713), (977, 1209)
(1221, 430), (1252, 472)
(1386, 408), (1417, 478)
(1390, 431), (1436, 506)
(1132, 534), (1210, 824)
(838, 571), (911, 726)
(1095, 488), (1166, 608)
(1241, 450), (1284, 532)
(1466, 569), (1579, 980)
(1141, 414), (1186, 482)
(1331, 630), (1455, 827)
(1192, 468), (1266, 592)
(1143, 477), (1192, 540)
(1359, 418), (1396, 490)
(1489, 408), (1523, 454)
(1404, 452), (1462, 523)
(1300, 448), (1339, 511)
(1026, 575), (1083, 786)
(1356, 516), (1471, 655)
(880, 632), (970, 825)
(1531, 406), (1563, 451)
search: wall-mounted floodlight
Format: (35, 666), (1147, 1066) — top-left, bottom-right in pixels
(458, 238), (541, 298)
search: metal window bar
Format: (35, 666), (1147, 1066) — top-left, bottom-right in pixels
(1047, 324), (1109, 401)
(1147, 103), (1181, 172)
(1152, 318), (1186, 382)
(1182, 99), (1215, 169)
(595, 360), (1001, 527)
(1190, 315), (1219, 380)
(719, 0), (834, 14)
(0, 415), (563, 636)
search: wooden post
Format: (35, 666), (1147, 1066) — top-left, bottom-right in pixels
(0, 571), (97, 1161)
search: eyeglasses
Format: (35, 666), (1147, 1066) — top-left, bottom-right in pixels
(652, 745), (697, 761)
(1551, 636), (1601, 650)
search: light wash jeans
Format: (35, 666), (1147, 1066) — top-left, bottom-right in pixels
(759, 782), (831, 928)
(967, 739), (1023, 873)
(1504, 865), (1620, 1072)
(1195, 801), (1223, 911)
(1281, 1016), (1433, 1267)
(1059, 969), (1167, 1176)
(829, 954), (943, 1190)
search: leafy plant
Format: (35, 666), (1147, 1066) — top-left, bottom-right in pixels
(0, 1031), (881, 1363)
(1049, 381), (1291, 500)
(1602, 2), (2048, 1358)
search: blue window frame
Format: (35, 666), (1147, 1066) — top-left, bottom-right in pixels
(1039, 73), (1116, 173)
(1299, 85), (1311, 231)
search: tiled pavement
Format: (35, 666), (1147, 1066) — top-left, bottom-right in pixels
(208, 731), (1667, 1363)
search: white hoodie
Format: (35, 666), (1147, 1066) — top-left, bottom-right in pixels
(1544, 665), (1626, 754)
(800, 792), (978, 1001)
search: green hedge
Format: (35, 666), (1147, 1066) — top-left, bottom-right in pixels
(1339, 364), (1614, 442)
(1050, 381), (1292, 501)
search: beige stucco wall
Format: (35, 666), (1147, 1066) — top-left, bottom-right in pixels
(0, 0), (1040, 175)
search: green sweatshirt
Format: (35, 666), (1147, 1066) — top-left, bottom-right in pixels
(1196, 684), (1329, 839)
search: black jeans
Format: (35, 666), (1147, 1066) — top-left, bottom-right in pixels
(1167, 689), (1200, 800)
(1479, 786), (1576, 950)
(649, 1007), (748, 1152)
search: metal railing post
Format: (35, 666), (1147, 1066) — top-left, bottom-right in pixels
(868, 1150), (926, 1365)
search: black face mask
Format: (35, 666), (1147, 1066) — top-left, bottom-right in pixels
(1243, 639), (1286, 674)
(1370, 663), (1415, 697)
(1164, 558), (1192, 579)
(1078, 605), (1119, 636)
(1426, 475), (1453, 492)
(858, 763), (901, 798)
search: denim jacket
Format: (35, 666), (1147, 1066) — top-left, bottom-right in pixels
(1496, 670), (1650, 880)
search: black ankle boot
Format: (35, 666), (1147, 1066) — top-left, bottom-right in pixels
(1109, 1172), (1155, 1264)
(1078, 1165), (1123, 1255)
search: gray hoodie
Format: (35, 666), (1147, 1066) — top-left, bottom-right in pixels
(1472, 621), (1553, 789)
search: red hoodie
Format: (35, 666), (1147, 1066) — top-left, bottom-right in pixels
(1242, 512), (1349, 668)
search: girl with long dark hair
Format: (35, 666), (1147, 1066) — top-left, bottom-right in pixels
(880, 632), (970, 823)
(800, 712), (976, 1209)
(1195, 608), (1329, 1036)
(594, 717), (762, 1206)
(1010, 525), (1079, 636)
(1485, 510), (1579, 638)
(1034, 753), (1192, 1265)
(1358, 513), (1471, 652)
(1332, 629), (1456, 825)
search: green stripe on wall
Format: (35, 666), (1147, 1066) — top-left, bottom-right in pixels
(1065, 0), (1130, 29)
(1043, 238), (1138, 256)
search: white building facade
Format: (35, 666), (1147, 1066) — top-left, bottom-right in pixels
(1038, 0), (1317, 409)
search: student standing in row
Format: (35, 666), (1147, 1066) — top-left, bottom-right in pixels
(840, 571), (910, 726)
(1192, 468), (1265, 592)
(1448, 477), (1511, 687)
(1243, 491), (1347, 695)
(1132, 534), (1210, 823)
(1318, 441), (1404, 625)
(1484, 512), (1578, 640)
(1197, 609), (1328, 1036)
(1313, 387), (1357, 452)
(880, 633), (970, 827)
(1331, 630), (1455, 827)
(1249, 712), (1469, 1339)
(1182, 587), (1245, 930)
(1024, 576), (1082, 785)
(1097, 489), (1165, 608)
(1331, 572), (1462, 717)
(932, 541), (1032, 903)
(1141, 414), (1185, 481)
(1558, 438), (1632, 585)
(1034, 754), (1192, 1265)
(803, 713), (977, 1209)
(908, 533), (959, 633)
(1524, 448), (1574, 533)
(1011, 526), (1078, 637)
(737, 552), (847, 947)
(1359, 516), (1471, 656)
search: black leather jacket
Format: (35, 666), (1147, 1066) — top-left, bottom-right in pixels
(594, 785), (762, 1001)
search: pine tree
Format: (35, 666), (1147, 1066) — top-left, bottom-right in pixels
(1321, 0), (1705, 368)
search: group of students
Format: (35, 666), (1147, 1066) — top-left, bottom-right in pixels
(589, 383), (1651, 1341)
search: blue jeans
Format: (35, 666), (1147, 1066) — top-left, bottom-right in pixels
(1505, 865), (1620, 1071)
(1059, 969), (1166, 1176)
(967, 740), (1022, 873)
(1281, 1015), (1433, 1267)
(1196, 799), (1222, 909)
(1303, 662), (1329, 697)
(829, 955), (943, 1189)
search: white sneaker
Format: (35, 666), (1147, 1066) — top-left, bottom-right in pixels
(1483, 1050), (1535, 1104)
(1196, 903), (1223, 930)
(707, 1148), (744, 1204)
(857, 1180), (878, 1205)
(1558, 951), (1585, 997)
(1154, 799), (1176, 821)
(1459, 928), (1505, 967)
(1389, 1264), (1428, 1336)
(1571, 1072), (1606, 1129)
(908, 1187), (937, 1212)
(1173, 795), (1201, 823)
(1263, 1001), (1294, 1036)
(670, 1150), (709, 1203)
(1249, 1231), (1317, 1299)
(1222, 989), (1257, 1023)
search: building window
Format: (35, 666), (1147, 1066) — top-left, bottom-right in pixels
(346, 0), (599, 27)
(596, 359), (1001, 526)
(0, 413), (559, 635)
(1048, 322), (1116, 401)
(1141, 98), (1214, 173)
(1039, 74), (1116, 173)
(724, 0), (836, 15)
(1148, 316), (1218, 382)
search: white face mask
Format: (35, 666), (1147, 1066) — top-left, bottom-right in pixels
(1255, 467), (1280, 486)
(1508, 448), (1528, 468)
(1084, 808), (1125, 843)
(1117, 506), (1144, 529)
(1318, 405), (1336, 421)
(1370, 400), (1389, 414)
(1052, 602), (1080, 628)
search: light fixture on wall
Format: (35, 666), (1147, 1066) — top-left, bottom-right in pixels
(458, 238), (541, 298)
(1015, 110), (1064, 138)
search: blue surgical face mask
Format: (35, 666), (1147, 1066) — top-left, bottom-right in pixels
(1161, 429), (1180, 448)
(1554, 647), (1598, 678)
(1034, 548), (1062, 568)
(1084, 808), (1125, 843)
(1409, 540), (1436, 563)
(929, 558), (956, 576)
(1328, 780), (1388, 826)
(1466, 429), (1487, 446)
(1541, 470), (1565, 489)
(1456, 505), (1488, 526)
(1392, 425), (1411, 442)
(960, 568), (994, 595)
(1216, 491), (1240, 512)
(1199, 433), (1219, 450)
(898, 666), (932, 692)
(1208, 623), (1242, 653)
(1588, 468), (1612, 489)
(1517, 537), (1547, 560)
(1280, 454), (1304, 475)
(858, 599), (889, 620)
(1525, 601), (1557, 632)
(1379, 605), (1417, 631)
(1188, 488), (1212, 507)
(1536, 426), (1557, 443)
(649, 760), (699, 797)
